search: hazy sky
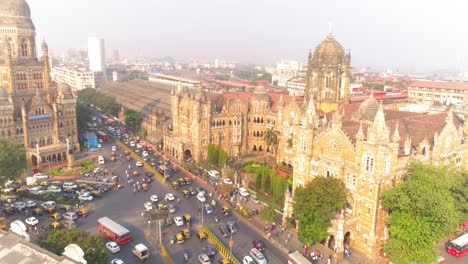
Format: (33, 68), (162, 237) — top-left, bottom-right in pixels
(28, 0), (467, 71)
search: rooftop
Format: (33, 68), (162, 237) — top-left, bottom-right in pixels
(409, 81), (468, 91)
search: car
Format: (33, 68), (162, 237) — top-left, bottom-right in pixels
(25, 200), (37, 208)
(218, 225), (230, 238)
(48, 185), (62, 193)
(189, 188), (198, 196)
(168, 204), (177, 214)
(150, 195), (159, 203)
(136, 161), (143, 167)
(25, 217), (39, 226)
(144, 202), (153, 211)
(41, 201), (56, 208)
(78, 193), (94, 201)
(13, 201), (26, 211)
(251, 195), (260, 204)
(238, 187), (250, 197)
(164, 193), (175, 201)
(33, 173), (48, 180)
(220, 206), (232, 216)
(249, 248), (267, 264)
(130, 141), (136, 147)
(142, 151), (149, 157)
(203, 244), (217, 256)
(63, 212), (78, 221)
(136, 143), (142, 149)
(106, 241), (120, 253)
(145, 172), (153, 177)
(208, 170), (220, 180)
(112, 146), (117, 151)
(198, 254), (211, 264)
(174, 216), (184, 226)
(226, 221), (239, 234)
(98, 155), (105, 164)
(204, 204), (214, 214)
(98, 138), (103, 143)
(197, 192), (206, 203)
(63, 182), (78, 189)
(97, 143), (102, 148)
(223, 178), (233, 185)
(110, 259), (125, 264)
(143, 177), (153, 183)
(252, 239), (265, 251)
(63, 193), (78, 199)
(196, 187), (206, 195)
(243, 256), (255, 264)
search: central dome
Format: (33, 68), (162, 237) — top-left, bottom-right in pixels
(315, 34), (345, 55)
(0, 0), (31, 18)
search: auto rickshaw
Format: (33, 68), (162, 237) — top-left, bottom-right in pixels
(197, 231), (207, 241)
(40, 181), (49, 187)
(133, 170), (139, 177)
(0, 217), (8, 230)
(183, 214), (191, 226)
(142, 183), (148, 191)
(178, 178), (186, 186)
(77, 208), (88, 217)
(50, 212), (62, 221)
(182, 228), (191, 239)
(175, 232), (185, 244)
(32, 207), (43, 216)
(171, 181), (179, 190)
(125, 150), (131, 156)
(182, 189), (190, 198)
(49, 221), (61, 230)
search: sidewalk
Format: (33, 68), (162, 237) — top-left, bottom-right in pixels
(142, 139), (373, 263)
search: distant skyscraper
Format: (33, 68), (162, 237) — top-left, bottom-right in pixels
(88, 37), (106, 75)
(113, 50), (120, 62)
(214, 58), (219, 69)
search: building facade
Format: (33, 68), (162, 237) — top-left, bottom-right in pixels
(0, 0), (79, 166)
(88, 37), (106, 75)
(52, 66), (96, 93)
(408, 81), (468, 105)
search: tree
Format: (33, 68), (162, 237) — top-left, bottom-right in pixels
(260, 206), (276, 222)
(76, 103), (93, 136)
(293, 176), (347, 245)
(124, 109), (142, 132)
(39, 228), (107, 263)
(451, 172), (468, 222)
(382, 162), (461, 264)
(0, 139), (26, 184)
(263, 128), (279, 165)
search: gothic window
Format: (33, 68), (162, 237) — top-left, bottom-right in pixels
(20, 40), (28, 57)
(298, 156), (305, 172)
(363, 152), (374, 172)
(300, 135), (306, 151)
(383, 155), (391, 175)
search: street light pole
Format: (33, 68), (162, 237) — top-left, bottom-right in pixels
(158, 219), (162, 245)
(201, 201), (204, 226)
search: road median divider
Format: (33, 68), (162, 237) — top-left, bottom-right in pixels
(158, 244), (174, 264)
(202, 226), (240, 264)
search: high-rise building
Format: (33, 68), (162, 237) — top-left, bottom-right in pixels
(88, 37), (106, 75)
(0, 0), (79, 166)
(113, 49), (120, 62)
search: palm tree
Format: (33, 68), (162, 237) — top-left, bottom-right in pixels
(263, 128), (279, 164)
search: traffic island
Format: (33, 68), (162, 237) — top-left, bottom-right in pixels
(202, 226), (240, 264)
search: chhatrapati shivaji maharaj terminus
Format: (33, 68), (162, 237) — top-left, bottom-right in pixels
(0, 0), (79, 166)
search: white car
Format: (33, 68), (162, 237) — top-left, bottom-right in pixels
(136, 161), (143, 167)
(106, 241), (120, 253)
(150, 195), (159, 203)
(110, 259), (125, 264)
(144, 202), (153, 211)
(25, 200), (37, 208)
(223, 178), (233, 185)
(142, 151), (149, 157)
(48, 185), (62, 193)
(136, 143), (142, 149)
(78, 193), (94, 201)
(243, 256), (255, 264)
(164, 193), (175, 201)
(130, 141), (136, 147)
(98, 139), (103, 143)
(33, 173), (48, 180)
(238, 187), (250, 197)
(98, 155), (105, 165)
(41, 201), (56, 208)
(112, 146), (117, 151)
(63, 212), (78, 221)
(97, 143), (102, 148)
(174, 216), (184, 226)
(197, 192), (206, 203)
(198, 254), (211, 264)
(25, 217), (39, 226)
(13, 202), (26, 211)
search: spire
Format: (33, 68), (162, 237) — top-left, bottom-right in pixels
(34, 83), (42, 104)
(368, 101), (390, 144)
(445, 107), (454, 126)
(392, 122), (400, 142)
(177, 79), (183, 94)
(356, 122), (364, 140)
(373, 101), (386, 129)
(306, 96), (316, 117)
(328, 21), (333, 37)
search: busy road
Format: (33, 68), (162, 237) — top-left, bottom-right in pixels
(78, 133), (288, 264)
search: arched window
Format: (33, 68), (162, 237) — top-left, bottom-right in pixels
(363, 152), (374, 172)
(383, 155), (391, 175)
(20, 39), (28, 57)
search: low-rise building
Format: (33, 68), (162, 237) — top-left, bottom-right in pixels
(408, 81), (468, 105)
(52, 66), (95, 93)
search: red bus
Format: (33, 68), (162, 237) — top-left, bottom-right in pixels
(97, 217), (131, 245)
(96, 131), (109, 142)
(446, 232), (468, 257)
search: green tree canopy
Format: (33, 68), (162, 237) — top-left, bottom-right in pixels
(260, 206), (276, 223)
(0, 139), (26, 184)
(39, 228), (107, 264)
(124, 109), (142, 132)
(293, 176), (347, 245)
(451, 172), (468, 221)
(382, 162), (461, 264)
(76, 103), (93, 135)
(263, 128), (279, 154)
(78, 88), (121, 116)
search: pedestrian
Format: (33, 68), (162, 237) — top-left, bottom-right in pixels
(267, 232), (271, 239)
(281, 226), (285, 235)
(327, 256), (331, 264)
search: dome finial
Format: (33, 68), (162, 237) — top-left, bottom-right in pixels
(328, 21), (333, 37)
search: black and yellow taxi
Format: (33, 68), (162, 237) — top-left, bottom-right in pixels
(44, 206), (55, 214)
(77, 208), (88, 217)
(197, 231), (207, 241)
(32, 207), (43, 216)
(218, 259), (231, 264)
(175, 232), (185, 244)
(49, 221), (61, 230)
(171, 181), (179, 190)
(183, 214), (191, 226)
(50, 212), (62, 221)
(157, 203), (167, 210)
(183, 177), (192, 185)
(40, 180), (49, 187)
(221, 206), (232, 216)
(51, 180), (62, 186)
(182, 189), (190, 198)
(177, 178), (186, 186)
(182, 228), (191, 239)
(132, 170), (139, 177)
(59, 204), (72, 212)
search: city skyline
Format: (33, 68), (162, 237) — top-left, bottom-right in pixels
(28, 0), (467, 72)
